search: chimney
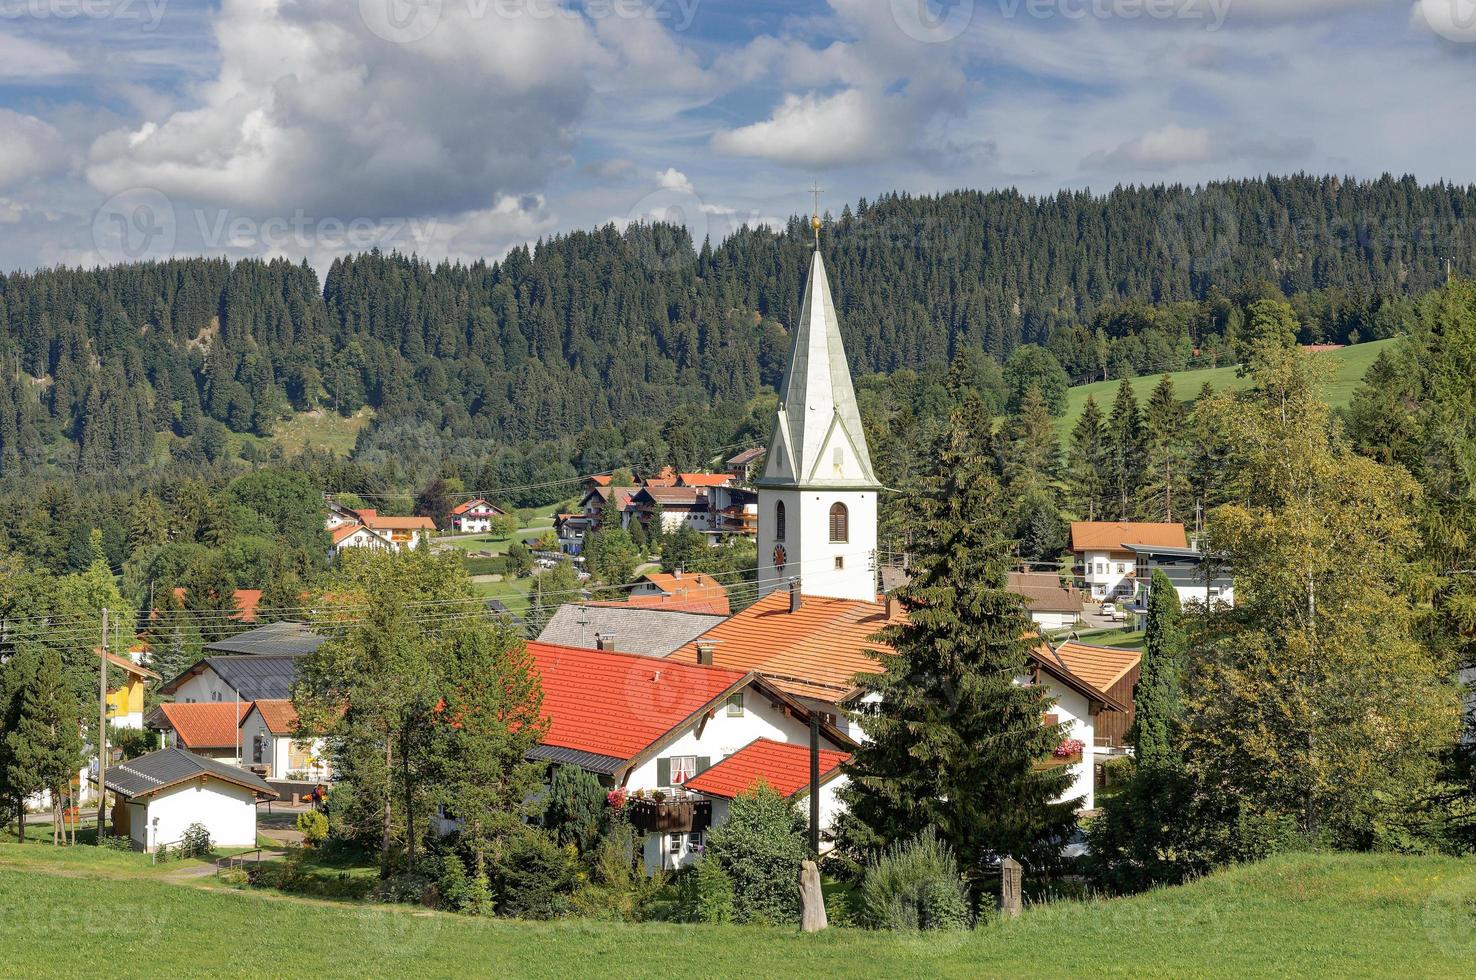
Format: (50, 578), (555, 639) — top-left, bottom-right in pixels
(884, 594), (895, 619)
(673, 567), (683, 580)
(695, 641), (715, 666)
(596, 633), (617, 652)
(789, 580), (803, 614)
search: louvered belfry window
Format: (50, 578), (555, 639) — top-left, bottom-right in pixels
(829, 502), (849, 543)
(776, 500), (786, 541)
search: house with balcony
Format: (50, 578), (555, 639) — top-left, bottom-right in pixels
(448, 498), (506, 534)
(520, 641), (854, 872)
(239, 699), (332, 782)
(1069, 521), (1189, 603)
(1124, 543), (1235, 609)
(326, 505), (437, 554)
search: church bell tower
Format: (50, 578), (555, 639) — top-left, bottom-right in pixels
(756, 198), (879, 602)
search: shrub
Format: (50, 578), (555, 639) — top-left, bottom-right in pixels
(570, 822), (665, 922)
(296, 809), (328, 847)
(98, 834), (134, 852)
(492, 828), (578, 919)
(859, 828), (973, 931)
(372, 871), (436, 906)
(179, 822), (213, 859)
(680, 856), (734, 924)
(216, 867), (249, 888)
(543, 764), (607, 854)
(705, 783), (807, 925)
(438, 852), (494, 915)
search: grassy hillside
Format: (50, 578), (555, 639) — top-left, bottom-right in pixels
(1057, 339), (1396, 437)
(1, 845), (1471, 978)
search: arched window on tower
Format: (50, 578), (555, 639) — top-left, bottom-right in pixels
(775, 500), (786, 541)
(829, 502), (849, 544)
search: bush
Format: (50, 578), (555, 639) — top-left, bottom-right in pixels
(678, 856), (734, 924)
(179, 822), (213, 859)
(859, 828), (973, 931)
(438, 852), (494, 915)
(543, 764), (607, 854)
(216, 867), (249, 888)
(492, 828), (578, 919)
(570, 822), (665, 922)
(705, 783), (807, 925)
(372, 871), (436, 906)
(98, 834), (134, 852)
(295, 809), (328, 847)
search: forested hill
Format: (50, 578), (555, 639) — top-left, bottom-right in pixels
(2, 173), (1474, 478)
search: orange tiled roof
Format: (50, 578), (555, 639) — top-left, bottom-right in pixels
(168, 587), (263, 623)
(154, 702), (251, 749)
(1049, 641), (1140, 694)
(670, 591), (903, 701)
(684, 738), (849, 800)
(639, 572), (730, 615)
(528, 642), (748, 761)
(331, 523), (375, 545)
(589, 593), (731, 617)
(250, 699), (300, 734)
(677, 473), (733, 488)
(450, 498), (485, 516)
(361, 513), (437, 532)
(1069, 522), (1187, 553)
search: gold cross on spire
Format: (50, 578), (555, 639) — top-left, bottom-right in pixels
(809, 181), (824, 248)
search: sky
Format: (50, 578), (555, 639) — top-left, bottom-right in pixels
(1, 0), (1474, 276)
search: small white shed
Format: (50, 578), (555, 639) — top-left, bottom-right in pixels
(95, 747), (275, 852)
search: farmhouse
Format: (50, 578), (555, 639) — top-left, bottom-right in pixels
(1070, 521), (1189, 602)
(327, 505), (436, 553)
(448, 498), (506, 534)
(96, 747), (275, 852)
(520, 641), (853, 872)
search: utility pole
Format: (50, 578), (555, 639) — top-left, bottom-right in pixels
(96, 607), (109, 842)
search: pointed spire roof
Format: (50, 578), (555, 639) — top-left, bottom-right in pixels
(759, 249), (878, 489)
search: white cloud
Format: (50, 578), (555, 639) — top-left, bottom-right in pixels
(0, 112), (70, 188)
(0, 34), (79, 79)
(656, 168), (695, 193)
(712, 89), (902, 169)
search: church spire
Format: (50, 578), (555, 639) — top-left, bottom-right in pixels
(758, 245), (877, 490)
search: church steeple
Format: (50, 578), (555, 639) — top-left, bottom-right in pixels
(755, 226), (879, 604)
(758, 248), (878, 490)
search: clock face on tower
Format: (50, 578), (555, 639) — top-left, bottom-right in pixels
(772, 544), (787, 574)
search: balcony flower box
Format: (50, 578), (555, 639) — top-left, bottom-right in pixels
(627, 796), (712, 835)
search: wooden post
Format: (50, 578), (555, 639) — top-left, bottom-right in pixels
(1000, 856), (1023, 920)
(96, 607), (109, 842)
(808, 713), (821, 857)
(799, 860), (827, 933)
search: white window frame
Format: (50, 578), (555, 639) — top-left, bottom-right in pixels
(726, 693), (744, 717)
(668, 833), (684, 856)
(670, 755), (697, 786)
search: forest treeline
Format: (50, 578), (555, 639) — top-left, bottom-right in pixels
(1, 173), (1473, 482)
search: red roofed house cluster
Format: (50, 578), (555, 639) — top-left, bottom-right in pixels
(326, 500), (437, 554)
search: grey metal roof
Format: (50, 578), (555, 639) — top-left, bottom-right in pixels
(203, 655), (302, 700)
(1122, 544), (1228, 562)
(99, 747), (274, 799)
(526, 744), (626, 775)
(204, 621), (326, 656)
(537, 604), (727, 658)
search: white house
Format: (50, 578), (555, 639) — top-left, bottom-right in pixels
(239, 700), (331, 782)
(522, 641), (854, 873)
(448, 498), (506, 534)
(95, 747), (275, 852)
(327, 507), (437, 554)
(1007, 571), (1084, 632)
(685, 738), (850, 854)
(1070, 521), (1189, 602)
(1124, 543), (1235, 609)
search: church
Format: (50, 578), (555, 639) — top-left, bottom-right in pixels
(669, 215), (1127, 811)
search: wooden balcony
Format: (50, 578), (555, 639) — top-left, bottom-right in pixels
(627, 796), (712, 835)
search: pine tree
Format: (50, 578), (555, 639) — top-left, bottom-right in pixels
(842, 393), (1077, 882)
(1105, 381), (1143, 520)
(1131, 570), (1184, 769)
(0, 648), (41, 842)
(1138, 376), (1187, 523)
(1000, 382), (1061, 496)
(6, 648), (84, 845)
(1066, 395), (1109, 521)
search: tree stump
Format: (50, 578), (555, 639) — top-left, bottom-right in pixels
(799, 860), (828, 933)
(1000, 857), (1023, 920)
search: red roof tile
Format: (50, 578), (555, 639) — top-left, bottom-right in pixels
(527, 642), (748, 761)
(684, 738), (849, 800)
(1049, 641), (1140, 694)
(670, 591), (904, 701)
(154, 702), (251, 749)
(677, 473), (733, 488)
(250, 699), (300, 734)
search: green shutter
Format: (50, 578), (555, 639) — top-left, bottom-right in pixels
(656, 757), (670, 787)
(696, 756), (710, 775)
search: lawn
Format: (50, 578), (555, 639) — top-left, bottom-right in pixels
(1056, 338), (1395, 438)
(1062, 627), (1147, 652)
(1, 845), (1472, 977)
(433, 504), (565, 556)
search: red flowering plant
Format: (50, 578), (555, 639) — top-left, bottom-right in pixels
(1053, 738), (1085, 759)
(606, 788), (627, 809)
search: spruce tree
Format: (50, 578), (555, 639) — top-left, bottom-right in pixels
(6, 648), (84, 845)
(1131, 570), (1184, 769)
(842, 393), (1077, 882)
(1138, 375), (1187, 523)
(1067, 395), (1109, 521)
(1000, 382), (1061, 496)
(1105, 380), (1143, 520)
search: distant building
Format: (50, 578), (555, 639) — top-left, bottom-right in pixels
(447, 498), (507, 534)
(1006, 571), (1083, 631)
(239, 700), (331, 782)
(95, 748), (275, 852)
(726, 447), (765, 482)
(537, 603), (727, 658)
(326, 504), (436, 554)
(1069, 521), (1189, 602)
(104, 651), (159, 731)
(1124, 543), (1235, 609)
(146, 702), (251, 761)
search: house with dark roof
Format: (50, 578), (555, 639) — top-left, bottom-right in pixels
(203, 621), (325, 657)
(1006, 571), (1084, 631)
(519, 641), (854, 872)
(726, 446), (765, 481)
(160, 653), (302, 704)
(537, 603), (727, 658)
(93, 747), (274, 852)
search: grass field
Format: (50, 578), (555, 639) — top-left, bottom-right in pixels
(1056, 339), (1396, 438)
(2, 844), (1473, 978)
(433, 503), (565, 555)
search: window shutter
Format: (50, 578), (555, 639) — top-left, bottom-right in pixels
(656, 757), (671, 787)
(695, 756), (710, 775)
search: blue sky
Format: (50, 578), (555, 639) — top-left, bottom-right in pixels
(1, 0), (1473, 274)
